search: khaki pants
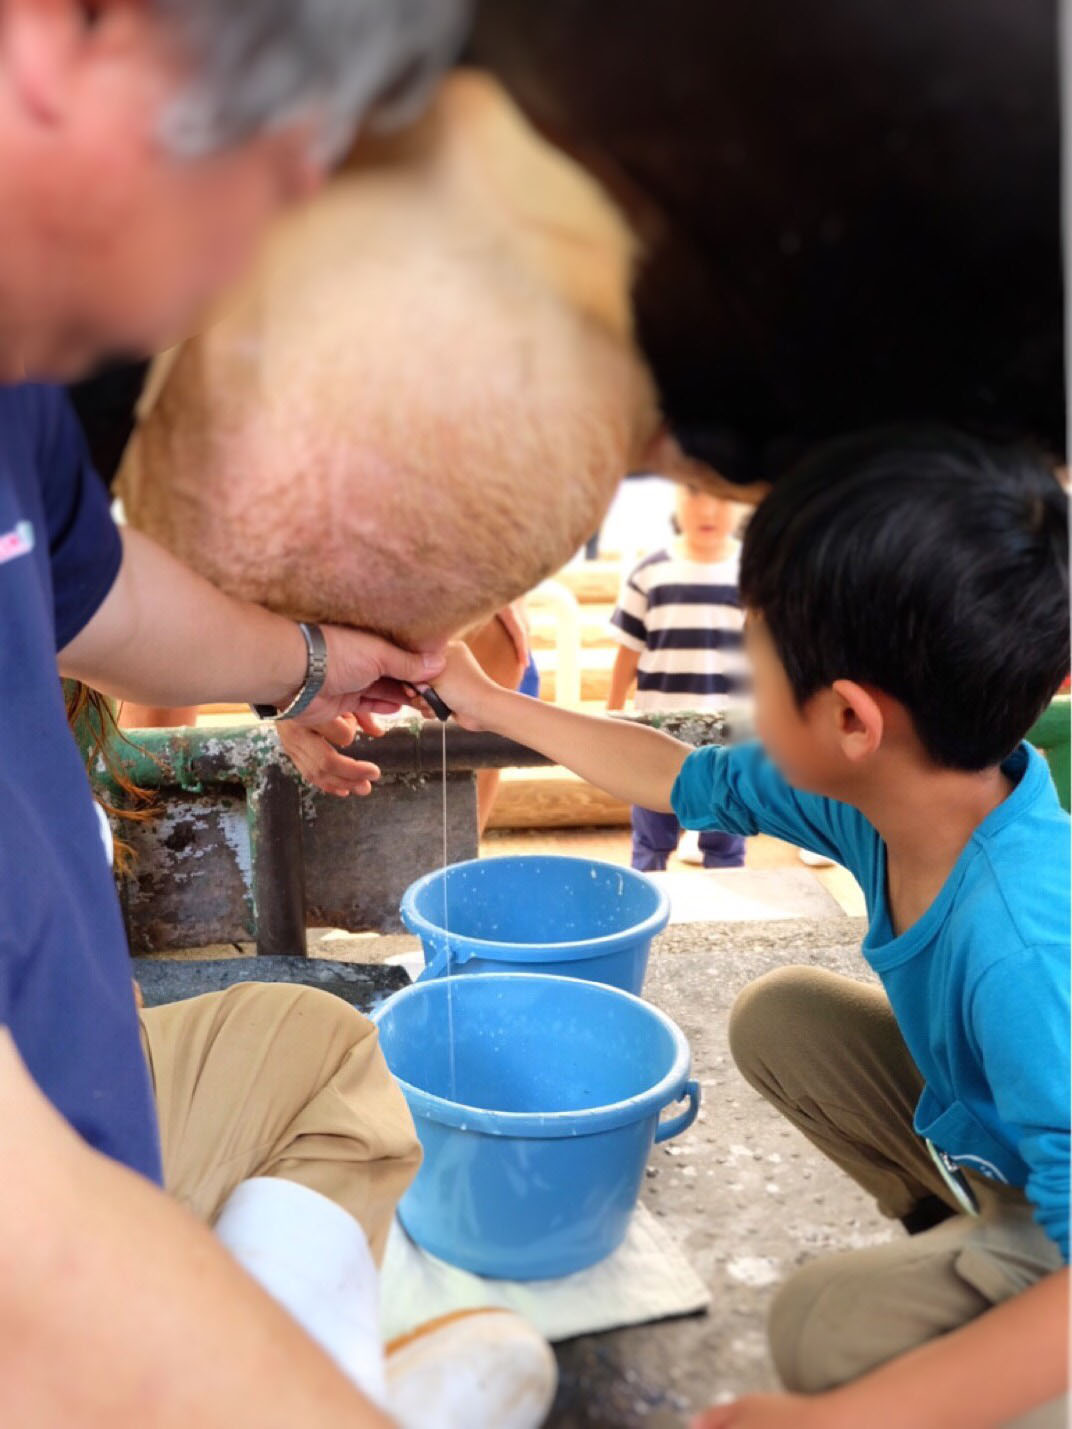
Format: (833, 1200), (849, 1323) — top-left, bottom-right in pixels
(729, 966), (1067, 1428)
(139, 982), (422, 1263)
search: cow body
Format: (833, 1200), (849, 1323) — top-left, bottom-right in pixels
(84, 3), (1060, 642)
(119, 73), (657, 641)
(468, 0), (1062, 474)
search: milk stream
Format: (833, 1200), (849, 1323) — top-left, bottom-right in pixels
(441, 721), (458, 1100)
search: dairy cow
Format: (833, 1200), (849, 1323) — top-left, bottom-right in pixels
(118, 72), (659, 645)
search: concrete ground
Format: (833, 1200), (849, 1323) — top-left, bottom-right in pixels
(482, 827), (868, 922)
(546, 916), (892, 1427)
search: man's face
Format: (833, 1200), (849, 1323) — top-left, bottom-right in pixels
(0, 3), (322, 379)
(35, 134), (320, 379)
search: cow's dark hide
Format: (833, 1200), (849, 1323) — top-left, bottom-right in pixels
(467, 0), (1063, 478)
(71, 0), (1062, 485)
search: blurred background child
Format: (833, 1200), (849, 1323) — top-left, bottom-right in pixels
(608, 479), (748, 871)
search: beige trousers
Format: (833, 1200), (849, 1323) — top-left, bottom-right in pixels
(139, 981), (422, 1263)
(729, 966), (1067, 1428)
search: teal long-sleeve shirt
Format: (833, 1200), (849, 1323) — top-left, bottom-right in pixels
(672, 740), (1071, 1260)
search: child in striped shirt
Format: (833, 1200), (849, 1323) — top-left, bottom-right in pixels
(609, 479), (748, 871)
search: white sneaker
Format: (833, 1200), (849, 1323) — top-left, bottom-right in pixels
(798, 847), (836, 869)
(677, 830), (704, 865)
(386, 1308), (557, 1429)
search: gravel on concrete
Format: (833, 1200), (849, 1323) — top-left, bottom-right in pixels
(549, 917), (892, 1428)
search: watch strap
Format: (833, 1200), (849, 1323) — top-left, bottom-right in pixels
(252, 622), (328, 721)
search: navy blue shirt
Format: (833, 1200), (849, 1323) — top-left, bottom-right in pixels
(0, 384), (162, 1182)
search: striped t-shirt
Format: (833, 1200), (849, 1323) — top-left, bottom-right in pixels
(610, 544), (746, 713)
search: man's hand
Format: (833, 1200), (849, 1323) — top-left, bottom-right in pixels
(692, 1394), (839, 1429)
(294, 626), (445, 724)
(277, 714), (385, 797)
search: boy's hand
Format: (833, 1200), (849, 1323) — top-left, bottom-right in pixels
(417, 642), (504, 732)
(693, 1393), (845, 1429)
(277, 713), (385, 798)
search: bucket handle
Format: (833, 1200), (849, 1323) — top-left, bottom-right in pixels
(654, 1079), (701, 1143)
(416, 938), (471, 983)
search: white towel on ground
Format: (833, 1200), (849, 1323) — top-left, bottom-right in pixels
(380, 1204), (711, 1344)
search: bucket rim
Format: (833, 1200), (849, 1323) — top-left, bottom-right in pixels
(372, 971), (692, 1139)
(400, 854), (672, 961)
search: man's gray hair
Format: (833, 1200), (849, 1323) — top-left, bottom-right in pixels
(152, 0), (471, 161)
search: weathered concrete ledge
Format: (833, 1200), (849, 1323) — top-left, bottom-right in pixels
(90, 712), (745, 958)
(136, 955), (408, 1013)
(92, 710), (743, 796)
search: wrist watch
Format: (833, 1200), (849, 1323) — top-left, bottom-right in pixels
(252, 622), (329, 721)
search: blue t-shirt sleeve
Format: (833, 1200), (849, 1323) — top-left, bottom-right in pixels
(0, 935), (8, 1031)
(969, 950), (1071, 1260)
(31, 387), (123, 650)
(671, 741), (872, 868)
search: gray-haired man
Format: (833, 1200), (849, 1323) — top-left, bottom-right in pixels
(0, 5), (552, 1425)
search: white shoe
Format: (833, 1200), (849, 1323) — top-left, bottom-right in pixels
(677, 830), (704, 865)
(798, 847), (836, 869)
(387, 1308), (557, 1429)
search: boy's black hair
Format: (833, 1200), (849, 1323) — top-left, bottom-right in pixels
(739, 426), (1070, 770)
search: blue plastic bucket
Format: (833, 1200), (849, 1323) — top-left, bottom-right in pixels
(400, 855), (671, 995)
(374, 972), (700, 1279)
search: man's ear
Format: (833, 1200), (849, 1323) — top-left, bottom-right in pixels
(830, 678), (884, 763)
(1, 0), (86, 125)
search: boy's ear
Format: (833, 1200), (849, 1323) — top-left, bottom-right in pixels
(830, 678), (884, 762)
(1, 0), (86, 125)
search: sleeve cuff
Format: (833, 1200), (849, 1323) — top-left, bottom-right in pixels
(54, 523), (123, 650)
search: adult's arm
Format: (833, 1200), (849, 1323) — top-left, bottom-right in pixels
(58, 528), (443, 720)
(0, 1029), (392, 1428)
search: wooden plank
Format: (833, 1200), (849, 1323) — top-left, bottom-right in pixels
(537, 662), (613, 705)
(555, 562), (621, 604)
(527, 604), (617, 650)
(487, 767), (631, 829)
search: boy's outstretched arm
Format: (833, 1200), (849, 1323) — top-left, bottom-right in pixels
(433, 644), (691, 813)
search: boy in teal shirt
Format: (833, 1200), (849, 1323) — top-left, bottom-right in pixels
(432, 427), (1070, 1427)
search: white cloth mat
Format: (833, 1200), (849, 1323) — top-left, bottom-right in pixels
(380, 1204), (710, 1344)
